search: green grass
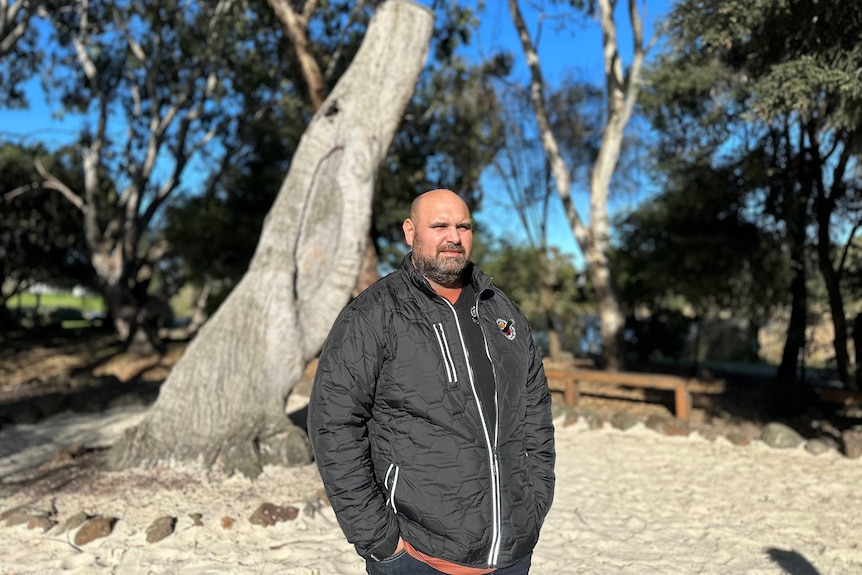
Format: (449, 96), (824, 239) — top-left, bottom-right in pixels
(7, 290), (187, 331)
(6, 292), (106, 330)
(61, 319), (105, 329)
(7, 292), (105, 314)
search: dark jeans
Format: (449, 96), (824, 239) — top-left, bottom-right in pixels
(366, 550), (532, 575)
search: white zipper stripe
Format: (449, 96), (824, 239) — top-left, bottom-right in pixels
(434, 323), (457, 383)
(490, 450), (502, 561)
(440, 297), (501, 566)
(389, 466), (400, 513)
(480, 314), (502, 563)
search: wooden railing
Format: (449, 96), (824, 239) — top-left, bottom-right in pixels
(544, 368), (724, 421)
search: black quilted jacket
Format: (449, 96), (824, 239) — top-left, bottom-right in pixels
(307, 255), (555, 569)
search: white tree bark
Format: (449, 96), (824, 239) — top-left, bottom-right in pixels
(0, 0), (41, 57)
(109, 0), (434, 477)
(508, 0), (657, 370)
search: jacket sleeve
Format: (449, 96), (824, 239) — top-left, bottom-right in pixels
(307, 305), (400, 561)
(524, 327), (556, 523)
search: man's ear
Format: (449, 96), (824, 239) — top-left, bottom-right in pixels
(402, 218), (415, 246)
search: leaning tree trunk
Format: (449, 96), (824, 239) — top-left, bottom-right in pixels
(108, 0), (434, 478)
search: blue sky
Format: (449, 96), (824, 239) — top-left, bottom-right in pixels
(1, 0), (674, 268)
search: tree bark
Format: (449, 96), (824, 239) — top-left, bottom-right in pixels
(108, 0), (434, 478)
(816, 197), (854, 390)
(267, 0), (382, 295)
(854, 313), (862, 389)
(0, 0), (42, 58)
(265, 0), (327, 111)
(775, 192), (810, 410)
(813, 144), (856, 390)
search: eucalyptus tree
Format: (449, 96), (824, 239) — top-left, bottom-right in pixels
(262, 0), (507, 287)
(162, 1), (505, 330)
(507, 0), (663, 370)
(0, 143), (91, 328)
(109, 1), (434, 477)
(12, 0), (290, 355)
(0, 0), (56, 105)
(644, 0), (862, 391)
(486, 79), (602, 360)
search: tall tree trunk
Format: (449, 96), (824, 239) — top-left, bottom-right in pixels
(508, 0), (653, 371)
(108, 0), (434, 478)
(538, 253), (562, 360)
(775, 237), (809, 415)
(854, 313), (862, 389)
(105, 289), (163, 356)
(775, 261), (809, 413)
(812, 144), (856, 390)
(815, 203), (854, 390)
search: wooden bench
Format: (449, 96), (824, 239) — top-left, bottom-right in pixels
(814, 387), (862, 406)
(544, 368), (724, 421)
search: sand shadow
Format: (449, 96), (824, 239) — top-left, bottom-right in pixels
(766, 548), (821, 575)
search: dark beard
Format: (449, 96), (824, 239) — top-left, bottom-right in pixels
(412, 252), (467, 287)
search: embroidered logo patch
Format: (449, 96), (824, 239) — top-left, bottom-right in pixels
(496, 318), (516, 341)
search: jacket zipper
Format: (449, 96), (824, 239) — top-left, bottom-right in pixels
(476, 292), (502, 565)
(440, 296), (502, 567)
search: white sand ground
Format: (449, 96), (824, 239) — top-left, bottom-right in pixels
(1, 398), (860, 575)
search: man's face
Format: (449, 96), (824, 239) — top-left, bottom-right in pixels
(403, 192), (473, 287)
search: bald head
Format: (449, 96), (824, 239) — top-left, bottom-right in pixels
(410, 189), (470, 221)
(403, 189), (473, 289)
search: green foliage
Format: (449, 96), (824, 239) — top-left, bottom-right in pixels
(663, 0), (862, 128)
(476, 239), (590, 354)
(163, 106), (298, 311)
(0, 1), (65, 106)
(641, 0), (862, 383)
(17, 0), (304, 347)
(612, 158), (789, 319)
(158, 2), (507, 295)
(0, 143), (93, 311)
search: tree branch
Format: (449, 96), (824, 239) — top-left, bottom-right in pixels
(507, 0), (590, 248)
(33, 158), (85, 211)
(0, 0), (40, 57)
(266, 0), (327, 110)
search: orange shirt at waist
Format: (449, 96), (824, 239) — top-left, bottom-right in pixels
(402, 539), (495, 575)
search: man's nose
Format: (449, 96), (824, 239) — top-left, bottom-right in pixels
(444, 227), (462, 243)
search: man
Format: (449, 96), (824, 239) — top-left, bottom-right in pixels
(308, 189), (555, 574)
